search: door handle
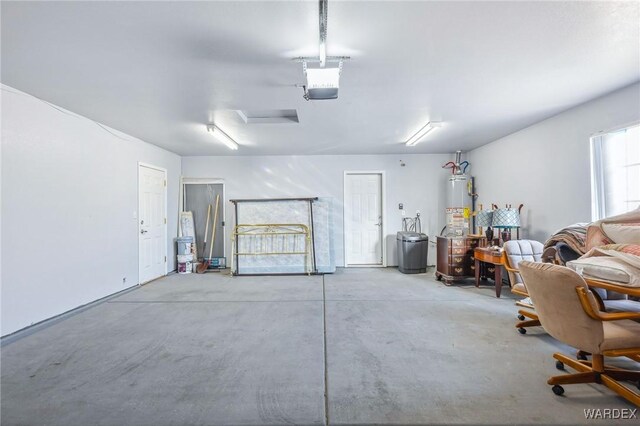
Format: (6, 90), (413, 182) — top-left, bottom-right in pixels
(140, 229), (148, 234)
(375, 216), (382, 226)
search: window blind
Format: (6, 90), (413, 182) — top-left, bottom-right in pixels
(591, 124), (640, 220)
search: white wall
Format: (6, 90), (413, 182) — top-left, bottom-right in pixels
(1, 86), (182, 336)
(181, 154), (452, 267)
(467, 82), (640, 242)
(10, 80), (635, 337)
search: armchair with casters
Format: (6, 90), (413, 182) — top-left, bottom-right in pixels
(501, 240), (544, 334)
(519, 261), (640, 406)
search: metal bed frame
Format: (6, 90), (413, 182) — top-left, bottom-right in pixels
(229, 197), (320, 276)
(231, 223), (312, 275)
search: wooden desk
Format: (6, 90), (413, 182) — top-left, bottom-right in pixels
(474, 247), (504, 297)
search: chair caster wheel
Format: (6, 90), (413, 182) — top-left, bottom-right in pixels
(577, 352), (588, 361)
(518, 328), (527, 334)
(555, 361), (564, 371)
(552, 385), (565, 396)
(517, 314), (525, 321)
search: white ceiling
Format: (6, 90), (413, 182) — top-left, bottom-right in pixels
(2, 1), (639, 156)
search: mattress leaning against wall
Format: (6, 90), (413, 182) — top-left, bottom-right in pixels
(312, 198), (336, 273)
(232, 198), (336, 275)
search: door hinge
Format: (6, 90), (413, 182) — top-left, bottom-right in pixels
(164, 179), (167, 187)
(164, 218), (167, 224)
(164, 256), (167, 263)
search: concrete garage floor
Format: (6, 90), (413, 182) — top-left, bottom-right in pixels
(1, 268), (638, 425)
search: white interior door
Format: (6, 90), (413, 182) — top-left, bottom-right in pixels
(139, 164), (167, 284)
(345, 172), (383, 266)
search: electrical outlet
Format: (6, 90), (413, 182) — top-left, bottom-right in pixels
(401, 210), (406, 216)
(398, 203), (404, 210)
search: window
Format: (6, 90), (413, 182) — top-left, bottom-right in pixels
(591, 124), (640, 220)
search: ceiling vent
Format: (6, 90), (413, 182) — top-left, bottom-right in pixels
(236, 109), (299, 124)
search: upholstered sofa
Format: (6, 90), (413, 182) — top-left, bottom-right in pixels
(566, 208), (640, 312)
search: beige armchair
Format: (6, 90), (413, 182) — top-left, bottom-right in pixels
(519, 261), (640, 406)
(502, 240), (544, 334)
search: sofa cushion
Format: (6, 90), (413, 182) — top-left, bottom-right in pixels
(567, 256), (640, 286)
(586, 208), (640, 250)
(604, 299), (640, 313)
(601, 223), (640, 244)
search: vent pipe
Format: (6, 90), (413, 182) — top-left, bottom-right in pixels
(455, 150), (462, 165)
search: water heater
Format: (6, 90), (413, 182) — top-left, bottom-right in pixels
(443, 151), (473, 236)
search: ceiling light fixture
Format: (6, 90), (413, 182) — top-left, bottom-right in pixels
(206, 124), (239, 150)
(405, 122), (442, 146)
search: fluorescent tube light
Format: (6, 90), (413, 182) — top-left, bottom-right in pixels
(405, 122), (442, 146)
(207, 124), (239, 150)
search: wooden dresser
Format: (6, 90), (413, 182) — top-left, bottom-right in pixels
(435, 236), (486, 285)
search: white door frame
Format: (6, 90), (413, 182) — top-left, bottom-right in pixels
(343, 170), (387, 267)
(181, 178), (226, 259)
(138, 162), (168, 284)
